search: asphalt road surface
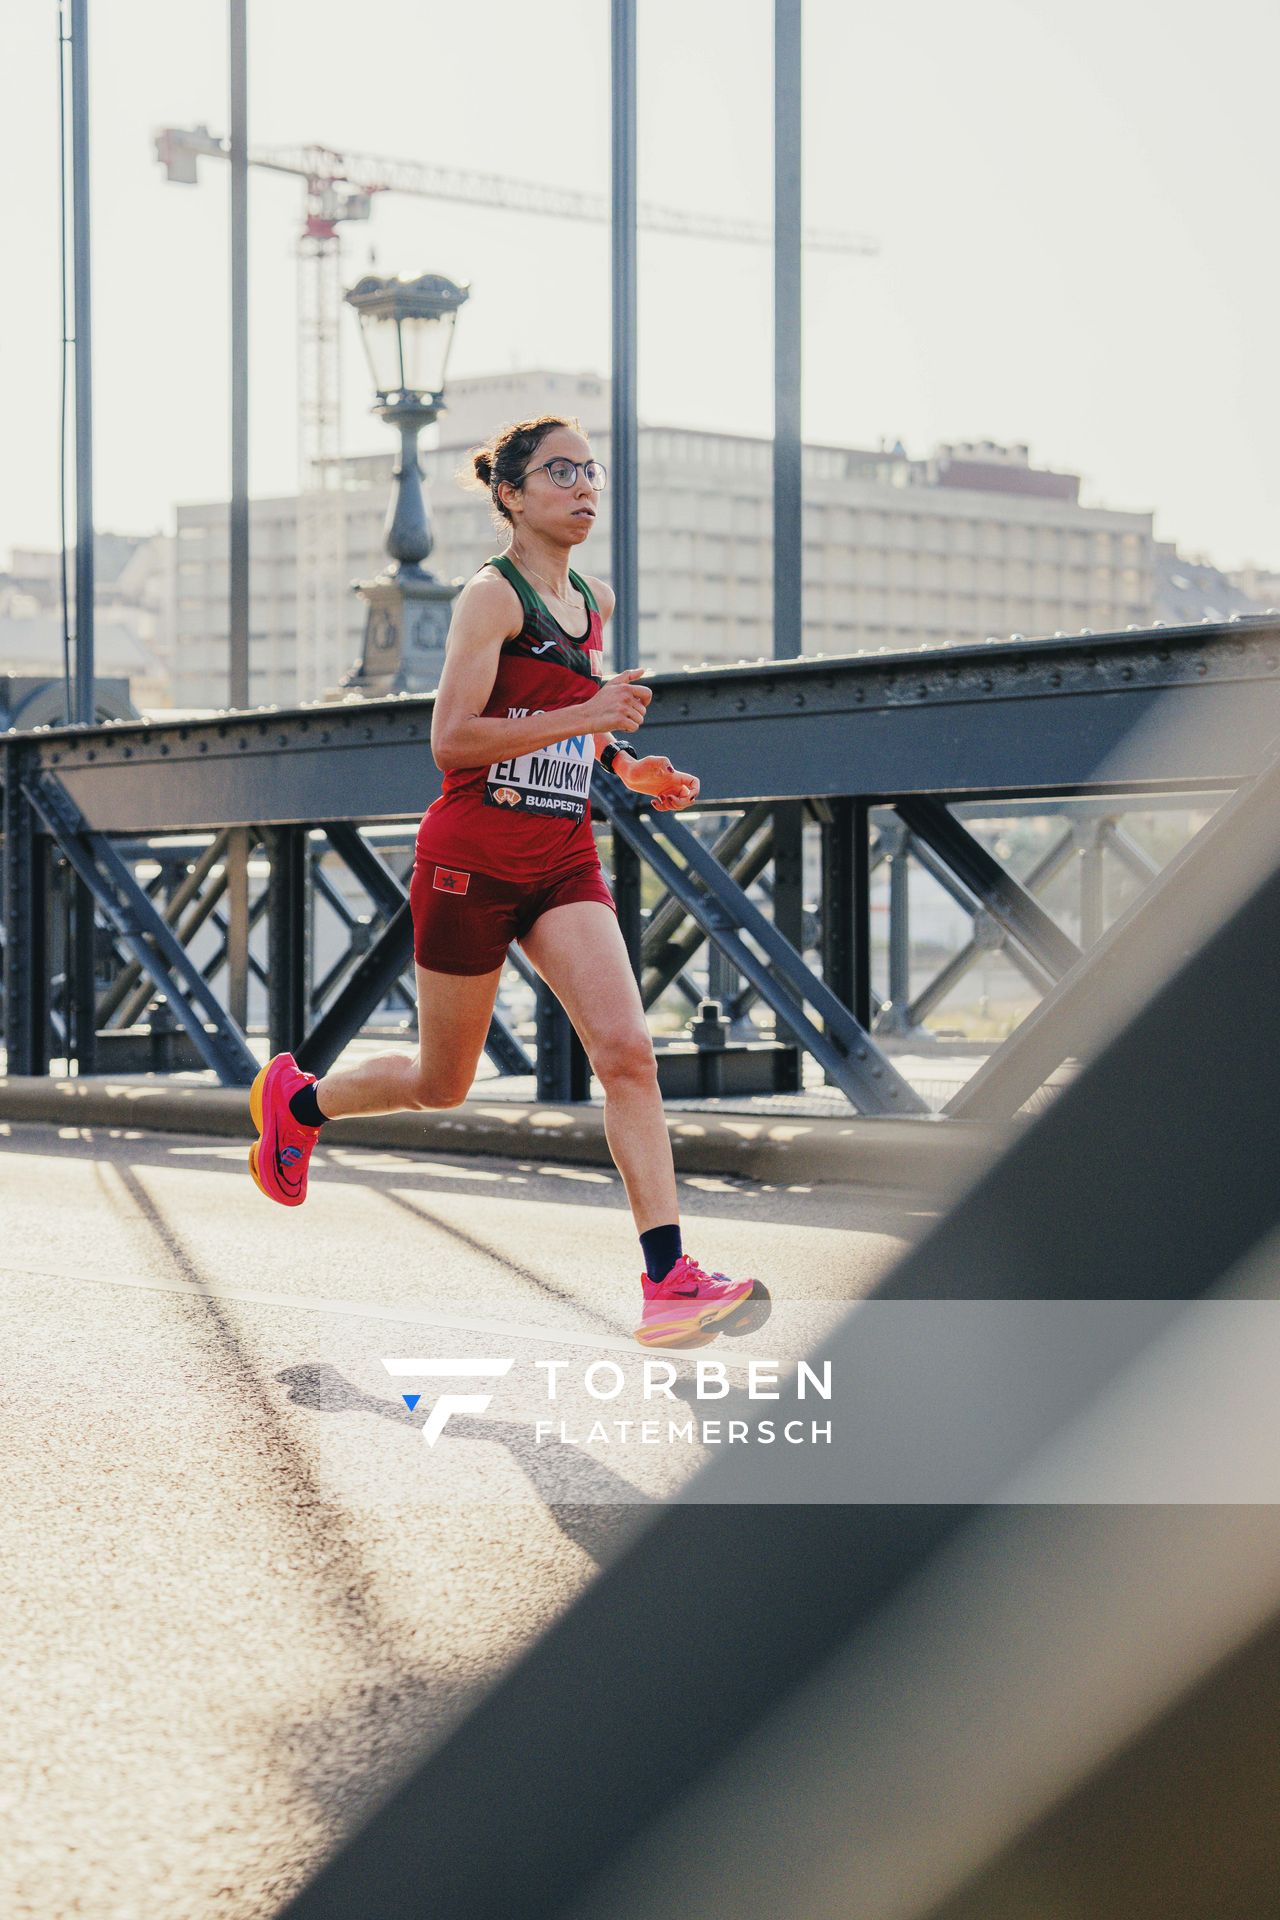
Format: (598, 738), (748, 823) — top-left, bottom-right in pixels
(1, 1119), (938, 1918)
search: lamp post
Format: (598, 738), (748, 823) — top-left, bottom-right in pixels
(337, 271), (469, 697)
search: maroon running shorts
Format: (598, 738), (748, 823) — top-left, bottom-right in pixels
(408, 856), (617, 976)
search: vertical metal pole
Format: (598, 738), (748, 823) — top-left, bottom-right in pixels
(610, 0), (639, 672)
(267, 828), (307, 1055)
(771, 0), (804, 1038)
(4, 747), (51, 1077)
(70, 865), (97, 1073)
(54, 859), (73, 1061)
(612, 828), (643, 981)
(535, 988), (590, 1103)
(229, 0), (250, 709)
(225, 827), (250, 1031)
(885, 819), (912, 1035)
(852, 798), (872, 1031)
(819, 798), (872, 1084)
(820, 799), (854, 1007)
(708, 941), (735, 1012)
(773, 0), (803, 662)
(771, 802), (805, 954)
(1078, 819), (1106, 948)
(69, 0), (94, 723)
(68, 0), (98, 1073)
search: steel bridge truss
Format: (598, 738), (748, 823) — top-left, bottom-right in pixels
(3, 620), (1280, 1121)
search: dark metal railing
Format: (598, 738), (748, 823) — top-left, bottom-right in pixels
(3, 618), (1279, 1118)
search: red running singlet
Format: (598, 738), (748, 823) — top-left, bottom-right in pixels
(415, 552), (607, 884)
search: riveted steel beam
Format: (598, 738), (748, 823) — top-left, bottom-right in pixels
(18, 620), (1280, 831)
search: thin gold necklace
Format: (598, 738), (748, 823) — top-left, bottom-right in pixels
(510, 546), (577, 607)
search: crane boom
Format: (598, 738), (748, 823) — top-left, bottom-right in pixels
(154, 120), (880, 703)
(155, 125), (879, 255)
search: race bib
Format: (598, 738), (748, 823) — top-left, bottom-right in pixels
(485, 727), (593, 820)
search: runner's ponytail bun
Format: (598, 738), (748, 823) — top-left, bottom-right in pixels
(457, 414), (584, 527)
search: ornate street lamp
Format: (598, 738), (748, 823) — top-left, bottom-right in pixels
(337, 271), (470, 696)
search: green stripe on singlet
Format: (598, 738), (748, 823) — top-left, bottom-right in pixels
(486, 552), (599, 621)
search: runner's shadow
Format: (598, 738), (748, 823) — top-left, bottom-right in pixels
(276, 1362), (655, 1569)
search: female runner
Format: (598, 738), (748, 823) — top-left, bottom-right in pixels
(247, 413), (757, 1349)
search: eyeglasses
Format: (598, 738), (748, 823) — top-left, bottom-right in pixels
(520, 457), (608, 492)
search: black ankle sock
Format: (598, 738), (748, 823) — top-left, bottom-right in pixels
(288, 1082), (328, 1129)
(640, 1223), (683, 1284)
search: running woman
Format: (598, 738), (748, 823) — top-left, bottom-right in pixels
(248, 413), (758, 1348)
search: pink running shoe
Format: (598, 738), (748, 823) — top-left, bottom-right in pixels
(248, 1052), (321, 1207)
(633, 1254), (756, 1349)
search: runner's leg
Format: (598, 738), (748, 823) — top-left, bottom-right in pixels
(516, 901), (678, 1232)
(309, 961), (502, 1119)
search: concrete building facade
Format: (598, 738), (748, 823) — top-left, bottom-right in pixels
(163, 370), (1162, 710)
(0, 536), (174, 712)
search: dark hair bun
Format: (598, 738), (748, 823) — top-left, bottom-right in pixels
(473, 449), (494, 487)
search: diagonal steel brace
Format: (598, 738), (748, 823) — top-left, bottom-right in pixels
(326, 824), (533, 1078)
(96, 831), (232, 1025)
(593, 776), (927, 1115)
(948, 748), (1280, 1119)
(894, 795), (1082, 980)
(641, 817), (776, 1010)
(299, 833), (534, 1080)
(905, 826), (1076, 1025)
(22, 772), (259, 1085)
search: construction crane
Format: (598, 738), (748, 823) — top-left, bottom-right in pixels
(155, 124), (879, 699)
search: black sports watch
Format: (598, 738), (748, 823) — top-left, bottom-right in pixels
(599, 741), (636, 775)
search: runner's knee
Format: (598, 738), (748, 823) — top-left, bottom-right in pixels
(406, 1064), (472, 1110)
(591, 1027), (658, 1089)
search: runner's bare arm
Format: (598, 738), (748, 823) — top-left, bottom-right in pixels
(431, 570), (612, 771)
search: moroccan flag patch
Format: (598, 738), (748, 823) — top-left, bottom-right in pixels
(433, 866), (471, 895)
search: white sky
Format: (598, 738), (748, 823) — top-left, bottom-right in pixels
(2, 0), (1276, 570)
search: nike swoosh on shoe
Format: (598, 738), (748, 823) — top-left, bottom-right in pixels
(272, 1144), (304, 1196)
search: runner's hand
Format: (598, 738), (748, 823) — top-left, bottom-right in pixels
(585, 667), (651, 733)
(619, 755), (700, 811)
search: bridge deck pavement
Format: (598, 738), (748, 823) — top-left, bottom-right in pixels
(0, 1120), (936, 1919)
